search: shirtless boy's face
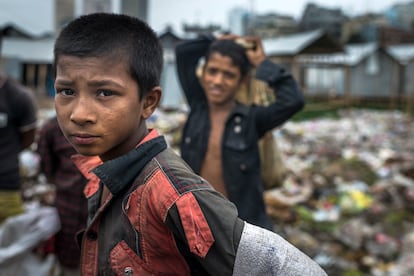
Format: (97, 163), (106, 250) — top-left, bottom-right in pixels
(54, 55), (159, 161)
(201, 52), (243, 107)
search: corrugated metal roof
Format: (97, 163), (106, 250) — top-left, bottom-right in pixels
(262, 29), (324, 56)
(386, 44), (414, 63)
(299, 42), (379, 66)
(1, 38), (54, 63)
(341, 42), (378, 65)
(300, 43), (414, 66)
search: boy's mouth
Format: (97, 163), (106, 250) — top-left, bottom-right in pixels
(71, 133), (99, 145)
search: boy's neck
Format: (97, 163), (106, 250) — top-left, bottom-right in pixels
(99, 125), (149, 162)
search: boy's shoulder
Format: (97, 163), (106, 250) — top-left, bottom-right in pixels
(139, 148), (212, 196)
(126, 148), (214, 223)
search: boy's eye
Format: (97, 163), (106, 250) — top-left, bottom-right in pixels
(206, 68), (218, 76)
(97, 90), (114, 97)
(57, 89), (74, 96)
(223, 72), (236, 79)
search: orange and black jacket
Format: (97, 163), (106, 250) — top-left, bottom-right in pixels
(75, 130), (243, 275)
(74, 130), (326, 275)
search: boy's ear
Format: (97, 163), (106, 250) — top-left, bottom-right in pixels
(142, 86), (162, 119)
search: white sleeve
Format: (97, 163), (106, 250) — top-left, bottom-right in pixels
(233, 222), (327, 276)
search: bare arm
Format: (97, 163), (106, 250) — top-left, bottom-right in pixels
(175, 35), (213, 107)
(20, 128), (36, 150)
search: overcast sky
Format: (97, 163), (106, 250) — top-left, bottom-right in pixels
(148, 0), (413, 33)
(0, 0), (53, 35)
(0, 0), (412, 36)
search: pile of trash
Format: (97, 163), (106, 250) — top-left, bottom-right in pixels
(264, 109), (414, 275)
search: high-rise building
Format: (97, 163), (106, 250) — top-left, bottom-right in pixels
(55, 0), (148, 33)
(228, 7), (250, 35)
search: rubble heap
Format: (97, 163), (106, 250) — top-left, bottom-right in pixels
(265, 109), (414, 275)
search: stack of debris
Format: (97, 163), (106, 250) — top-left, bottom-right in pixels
(264, 109), (414, 275)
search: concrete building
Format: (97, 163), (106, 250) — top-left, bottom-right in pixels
(247, 13), (297, 38)
(386, 1), (414, 30)
(228, 7), (250, 36)
(300, 3), (347, 42)
(341, 13), (389, 44)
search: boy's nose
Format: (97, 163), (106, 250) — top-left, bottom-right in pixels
(70, 97), (96, 125)
(211, 73), (224, 85)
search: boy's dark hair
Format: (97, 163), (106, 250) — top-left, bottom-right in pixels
(204, 39), (251, 78)
(54, 13), (163, 98)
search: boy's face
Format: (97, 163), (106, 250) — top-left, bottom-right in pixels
(54, 55), (159, 161)
(201, 52), (244, 107)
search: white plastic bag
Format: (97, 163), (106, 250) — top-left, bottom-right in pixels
(0, 202), (61, 275)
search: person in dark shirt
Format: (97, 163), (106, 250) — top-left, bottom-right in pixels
(0, 75), (37, 223)
(37, 116), (88, 276)
(175, 34), (304, 230)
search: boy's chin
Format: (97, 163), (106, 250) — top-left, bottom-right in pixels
(73, 147), (101, 157)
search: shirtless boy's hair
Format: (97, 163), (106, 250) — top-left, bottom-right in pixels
(204, 39), (251, 79)
(54, 13), (163, 99)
